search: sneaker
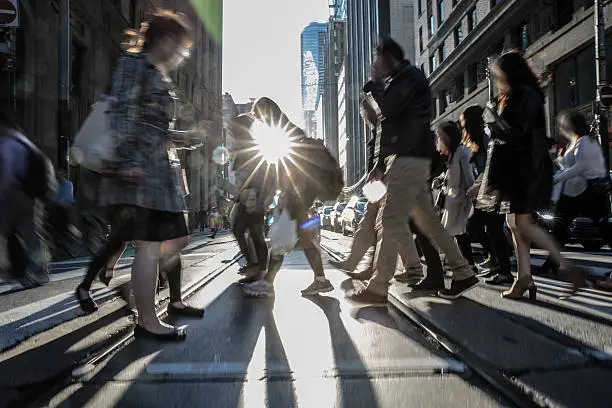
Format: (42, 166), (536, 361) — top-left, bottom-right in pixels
(476, 256), (492, 269)
(395, 272), (424, 285)
(476, 267), (499, 278)
(438, 276), (480, 299)
(346, 287), (387, 304)
(411, 278), (445, 292)
(243, 280), (275, 298)
(301, 277), (334, 296)
(238, 270), (264, 285)
(328, 259), (350, 271)
(485, 274), (514, 285)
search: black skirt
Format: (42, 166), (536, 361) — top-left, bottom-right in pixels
(107, 205), (189, 242)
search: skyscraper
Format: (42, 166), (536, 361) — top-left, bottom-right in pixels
(300, 22), (328, 135)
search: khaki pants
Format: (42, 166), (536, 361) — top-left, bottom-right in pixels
(345, 201), (423, 278)
(367, 156), (473, 296)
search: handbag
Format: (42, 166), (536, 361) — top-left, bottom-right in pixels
(71, 57), (147, 173)
(70, 100), (114, 173)
(268, 209), (298, 256)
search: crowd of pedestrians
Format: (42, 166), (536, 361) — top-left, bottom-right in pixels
(0, 11), (610, 344)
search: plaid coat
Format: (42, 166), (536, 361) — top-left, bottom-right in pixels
(100, 54), (186, 213)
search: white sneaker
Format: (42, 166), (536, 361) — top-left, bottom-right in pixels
(243, 280), (275, 298)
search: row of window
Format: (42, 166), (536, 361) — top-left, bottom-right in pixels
(422, 0), (593, 77)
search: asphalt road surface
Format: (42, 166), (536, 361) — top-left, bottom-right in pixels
(1, 229), (611, 407)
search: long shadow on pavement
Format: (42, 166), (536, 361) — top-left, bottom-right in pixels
(0, 306), (132, 407)
(57, 284), (296, 408)
(305, 296), (380, 408)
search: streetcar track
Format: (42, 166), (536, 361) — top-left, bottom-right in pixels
(15, 242), (243, 408)
(320, 241), (542, 408)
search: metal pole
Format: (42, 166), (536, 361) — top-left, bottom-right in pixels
(595, 0), (610, 170)
(58, 0), (71, 175)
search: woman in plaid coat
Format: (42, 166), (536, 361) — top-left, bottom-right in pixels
(97, 11), (197, 340)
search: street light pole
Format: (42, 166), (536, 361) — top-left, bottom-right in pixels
(594, 0), (610, 170)
(58, 0), (71, 176)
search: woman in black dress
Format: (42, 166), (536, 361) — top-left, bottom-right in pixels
(485, 51), (587, 299)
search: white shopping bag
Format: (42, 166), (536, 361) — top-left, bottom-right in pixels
(268, 209), (298, 256)
(70, 100), (115, 173)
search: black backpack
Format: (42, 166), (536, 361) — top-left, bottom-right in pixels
(11, 133), (55, 201)
(289, 137), (344, 202)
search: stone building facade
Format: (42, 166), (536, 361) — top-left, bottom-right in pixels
(414, 0), (610, 151)
(0, 0), (223, 211)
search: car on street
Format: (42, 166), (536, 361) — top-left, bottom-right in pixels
(341, 196), (368, 236)
(320, 206), (334, 229)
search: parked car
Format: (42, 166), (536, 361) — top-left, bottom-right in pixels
(320, 206), (334, 229)
(341, 196), (367, 236)
(330, 202), (346, 232)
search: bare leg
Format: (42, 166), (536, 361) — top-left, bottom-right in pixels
(159, 237), (189, 308)
(507, 214), (533, 281)
(132, 241), (174, 334)
(512, 214), (572, 270)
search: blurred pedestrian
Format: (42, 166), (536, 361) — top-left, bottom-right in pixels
(539, 110), (610, 275)
(482, 51), (587, 299)
(347, 38), (477, 303)
(0, 110), (55, 287)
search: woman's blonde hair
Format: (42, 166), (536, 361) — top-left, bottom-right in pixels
(123, 9), (193, 54)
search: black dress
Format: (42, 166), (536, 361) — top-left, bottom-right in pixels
(489, 86), (553, 214)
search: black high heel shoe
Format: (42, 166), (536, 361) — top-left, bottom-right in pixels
(75, 285), (99, 314)
(133, 325), (187, 341)
(98, 266), (113, 287)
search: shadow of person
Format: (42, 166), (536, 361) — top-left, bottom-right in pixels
(305, 295), (380, 408)
(262, 300), (298, 408)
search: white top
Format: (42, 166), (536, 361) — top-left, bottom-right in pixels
(554, 136), (607, 197)
(442, 145), (475, 236)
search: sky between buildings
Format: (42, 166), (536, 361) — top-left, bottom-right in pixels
(222, 0), (329, 127)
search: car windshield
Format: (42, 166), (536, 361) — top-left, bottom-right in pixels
(355, 201), (366, 212)
(337, 204), (345, 211)
(324, 208), (333, 214)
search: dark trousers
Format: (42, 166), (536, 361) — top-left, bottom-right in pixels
(412, 220), (444, 284)
(232, 205), (268, 270)
(468, 209), (512, 276)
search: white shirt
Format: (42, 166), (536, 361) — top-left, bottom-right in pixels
(554, 136), (607, 197)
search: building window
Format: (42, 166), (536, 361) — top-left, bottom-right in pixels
(454, 25), (463, 47)
(453, 75), (465, 101)
(518, 22), (529, 49)
(430, 54), (437, 74)
(467, 7), (477, 32)
(418, 0), (423, 15)
(468, 63), (478, 92)
(555, 0), (574, 29)
(490, 0), (503, 9)
(429, 15), (435, 37)
(420, 64), (426, 73)
(439, 90), (448, 113)
(432, 97), (438, 118)
(419, 27), (424, 53)
(438, 45), (445, 63)
(437, 1), (445, 26)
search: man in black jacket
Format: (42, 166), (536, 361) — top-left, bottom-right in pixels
(347, 38), (478, 303)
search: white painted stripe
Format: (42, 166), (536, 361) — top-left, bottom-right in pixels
(145, 358), (465, 378)
(0, 10), (17, 15)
